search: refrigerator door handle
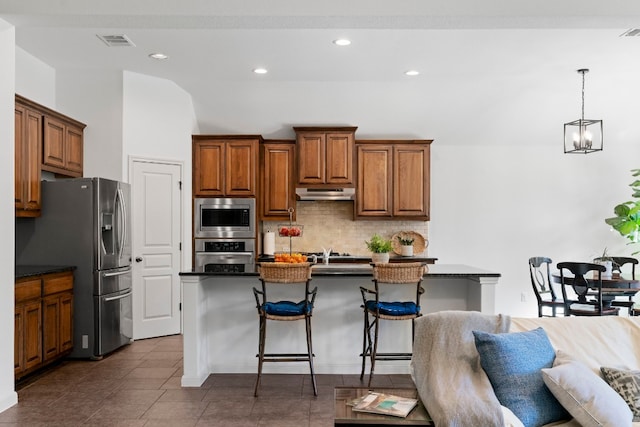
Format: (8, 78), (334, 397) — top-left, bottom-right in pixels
(116, 187), (127, 260)
(104, 291), (133, 302)
(103, 267), (132, 278)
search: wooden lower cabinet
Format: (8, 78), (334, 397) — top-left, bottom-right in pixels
(15, 271), (74, 380)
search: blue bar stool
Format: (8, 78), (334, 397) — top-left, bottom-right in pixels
(360, 262), (426, 387)
(253, 262), (317, 396)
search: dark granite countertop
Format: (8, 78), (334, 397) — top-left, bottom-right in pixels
(180, 263), (500, 278)
(16, 265), (76, 279)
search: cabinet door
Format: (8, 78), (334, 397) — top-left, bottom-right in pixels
(14, 306), (24, 375)
(393, 144), (430, 218)
(325, 132), (354, 185)
(43, 116), (66, 169)
(193, 140), (225, 196)
(356, 145), (393, 217)
(42, 294), (60, 362)
(225, 139), (257, 196)
(15, 105), (42, 214)
(23, 300), (43, 371)
(14, 105), (25, 210)
(65, 124), (83, 175)
(262, 143), (295, 218)
(59, 292), (74, 353)
(297, 132), (325, 185)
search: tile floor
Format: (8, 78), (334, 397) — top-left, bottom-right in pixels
(1, 335), (415, 426)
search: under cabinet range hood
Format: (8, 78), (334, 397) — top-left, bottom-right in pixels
(295, 187), (355, 201)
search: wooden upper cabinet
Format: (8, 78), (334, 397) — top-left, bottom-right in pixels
(393, 144), (430, 218)
(294, 127), (356, 187)
(15, 100), (42, 217)
(356, 144), (393, 217)
(261, 140), (296, 220)
(226, 140), (258, 196)
(356, 140), (431, 220)
(42, 116), (84, 177)
(192, 136), (260, 197)
(193, 140), (224, 195)
(15, 95), (85, 187)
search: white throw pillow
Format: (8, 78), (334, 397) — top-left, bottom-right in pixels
(502, 405), (525, 427)
(541, 350), (632, 427)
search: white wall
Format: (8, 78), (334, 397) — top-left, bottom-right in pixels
(0, 18), (18, 412)
(15, 47), (54, 108)
(122, 70), (199, 269)
(56, 70), (124, 180)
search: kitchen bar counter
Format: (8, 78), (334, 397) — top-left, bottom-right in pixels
(15, 264), (76, 279)
(180, 263), (501, 387)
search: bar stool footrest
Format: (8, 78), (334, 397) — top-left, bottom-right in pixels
(361, 352), (412, 361)
(257, 353), (315, 362)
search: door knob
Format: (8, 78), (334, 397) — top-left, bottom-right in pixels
(135, 257), (143, 263)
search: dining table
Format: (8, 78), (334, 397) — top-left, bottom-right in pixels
(552, 272), (640, 308)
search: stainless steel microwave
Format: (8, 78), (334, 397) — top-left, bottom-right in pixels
(194, 198), (256, 239)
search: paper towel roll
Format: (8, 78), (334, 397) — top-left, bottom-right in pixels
(263, 231), (275, 255)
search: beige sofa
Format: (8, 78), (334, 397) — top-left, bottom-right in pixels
(410, 311), (640, 427)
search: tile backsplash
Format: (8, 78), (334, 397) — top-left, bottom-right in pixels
(261, 201), (429, 256)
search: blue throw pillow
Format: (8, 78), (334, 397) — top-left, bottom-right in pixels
(473, 327), (569, 427)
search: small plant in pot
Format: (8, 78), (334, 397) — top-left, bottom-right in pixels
(593, 248), (614, 279)
(365, 234), (393, 264)
(396, 234), (415, 257)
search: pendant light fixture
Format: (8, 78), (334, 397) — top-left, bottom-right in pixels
(564, 68), (603, 154)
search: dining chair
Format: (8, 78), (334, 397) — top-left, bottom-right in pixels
(528, 257), (564, 317)
(252, 262), (318, 396)
(557, 262), (620, 316)
(359, 262), (426, 387)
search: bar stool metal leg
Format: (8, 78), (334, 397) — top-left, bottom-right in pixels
(360, 309), (370, 380)
(305, 315), (317, 396)
(254, 316), (267, 397)
(368, 316), (380, 387)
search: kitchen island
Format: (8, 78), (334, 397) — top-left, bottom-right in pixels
(179, 263), (500, 387)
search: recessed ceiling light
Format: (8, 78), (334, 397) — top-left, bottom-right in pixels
(253, 68), (268, 74)
(405, 70), (420, 76)
(333, 39), (351, 46)
(148, 53), (168, 60)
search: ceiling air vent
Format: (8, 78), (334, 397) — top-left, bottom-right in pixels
(620, 29), (640, 37)
(97, 34), (136, 47)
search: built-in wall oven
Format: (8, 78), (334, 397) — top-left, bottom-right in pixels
(194, 198), (256, 238)
(195, 238), (256, 273)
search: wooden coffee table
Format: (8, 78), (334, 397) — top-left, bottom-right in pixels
(334, 387), (433, 426)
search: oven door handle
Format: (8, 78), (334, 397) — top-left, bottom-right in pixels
(195, 252), (254, 258)
(104, 291), (133, 302)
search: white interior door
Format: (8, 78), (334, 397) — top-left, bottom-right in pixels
(131, 159), (182, 339)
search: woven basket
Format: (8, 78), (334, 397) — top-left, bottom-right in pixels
(373, 262), (426, 283)
(259, 262), (312, 283)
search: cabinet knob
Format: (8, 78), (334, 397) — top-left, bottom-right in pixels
(135, 257), (143, 263)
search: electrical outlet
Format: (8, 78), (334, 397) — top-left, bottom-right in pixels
(521, 292), (527, 302)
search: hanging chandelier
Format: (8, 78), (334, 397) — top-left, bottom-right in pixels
(563, 68), (603, 154)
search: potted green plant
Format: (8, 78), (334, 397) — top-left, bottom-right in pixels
(365, 234), (393, 264)
(605, 169), (640, 255)
(396, 233), (415, 257)
(593, 248), (614, 279)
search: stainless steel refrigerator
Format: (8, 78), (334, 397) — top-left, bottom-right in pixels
(19, 177), (133, 359)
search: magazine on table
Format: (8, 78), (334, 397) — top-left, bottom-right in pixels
(350, 391), (419, 418)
